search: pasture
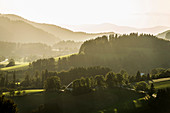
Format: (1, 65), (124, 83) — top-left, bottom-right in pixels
(11, 88), (143, 113)
(153, 80), (170, 89)
(0, 63), (29, 71)
(2, 89), (45, 96)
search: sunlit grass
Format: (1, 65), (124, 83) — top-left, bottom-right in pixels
(153, 80), (170, 89)
(152, 77), (170, 83)
(148, 77), (170, 89)
(54, 53), (77, 61)
(24, 89), (45, 93)
(0, 63), (29, 71)
(2, 89), (45, 96)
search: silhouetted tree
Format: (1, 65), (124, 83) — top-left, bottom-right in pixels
(149, 83), (155, 96)
(105, 72), (116, 88)
(135, 81), (148, 91)
(0, 95), (18, 113)
(44, 76), (61, 92)
(95, 75), (105, 88)
(136, 71), (141, 82)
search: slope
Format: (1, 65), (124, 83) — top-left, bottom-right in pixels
(1, 14), (114, 41)
(56, 34), (170, 74)
(0, 15), (60, 45)
(157, 30), (170, 39)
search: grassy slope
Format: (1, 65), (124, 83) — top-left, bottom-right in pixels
(54, 53), (76, 61)
(11, 88), (142, 113)
(153, 80), (170, 89)
(2, 89), (44, 96)
(0, 63), (29, 71)
(148, 77), (170, 89)
(0, 53), (76, 71)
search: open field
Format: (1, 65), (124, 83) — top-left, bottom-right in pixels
(10, 88), (143, 113)
(148, 77), (170, 89)
(0, 63), (29, 71)
(2, 89), (45, 96)
(153, 80), (170, 89)
(152, 77), (170, 83)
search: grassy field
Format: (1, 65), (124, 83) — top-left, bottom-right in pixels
(148, 77), (170, 89)
(152, 77), (170, 83)
(0, 63), (29, 71)
(2, 89), (45, 96)
(11, 88), (143, 113)
(153, 80), (170, 89)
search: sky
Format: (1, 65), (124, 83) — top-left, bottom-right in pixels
(0, 0), (170, 28)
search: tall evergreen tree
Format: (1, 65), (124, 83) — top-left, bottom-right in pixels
(149, 83), (155, 96)
(136, 71), (141, 82)
(13, 71), (16, 88)
(5, 73), (8, 87)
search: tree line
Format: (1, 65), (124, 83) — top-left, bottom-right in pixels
(56, 33), (170, 74)
(0, 67), (170, 93)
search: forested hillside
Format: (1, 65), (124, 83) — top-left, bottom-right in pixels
(0, 41), (52, 57)
(0, 41), (82, 62)
(56, 33), (170, 74)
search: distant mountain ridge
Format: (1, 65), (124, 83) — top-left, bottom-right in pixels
(0, 14), (113, 45)
(63, 23), (170, 35)
(0, 16), (59, 45)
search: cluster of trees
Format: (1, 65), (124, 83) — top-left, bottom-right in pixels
(70, 69), (154, 95)
(57, 66), (111, 85)
(0, 40), (83, 62)
(72, 77), (93, 95)
(1, 66), (169, 97)
(56, 33), (170, 74)
(21, 72), (42, 88)
(30, 58), (56, 71)
(53, 40), (82, 53)
(44, 76), (61, 91)
(150, 68), (170, 79)
(0, 66), (156, 92)
(0, 71), (16, 89)
(19, 70), (61, 91)
(2, 66), (169, 94)
(0, 41), (53, 58)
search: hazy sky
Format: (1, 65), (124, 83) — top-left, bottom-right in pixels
(0, 0), (170, 28)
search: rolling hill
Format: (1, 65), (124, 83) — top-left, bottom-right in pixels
(56, 34), (170, 74)
(0, 16), (59, 45)
(0, 14), (113, 44)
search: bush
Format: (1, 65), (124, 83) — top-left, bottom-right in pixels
(135, 81), (148, 91)
(6, 59), (15, 67)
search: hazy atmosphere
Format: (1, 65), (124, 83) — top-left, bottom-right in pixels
(1, 0), (170, 28)
(0, 0), (170, 113)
